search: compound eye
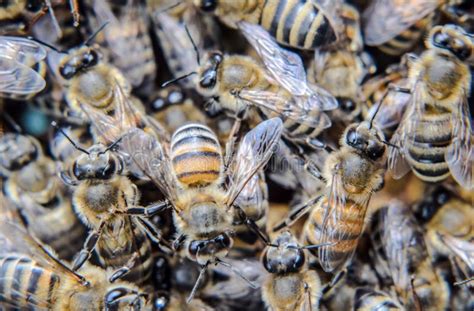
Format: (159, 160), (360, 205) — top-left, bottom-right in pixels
(105, 287), (128, 305)
(340, 98), (356, 112)
(346, 128), (358, 146)
(199, 69), (217, 88)
(188, 240), (202, 260)
(367, 142), (385, 160)
(99, 159), (116, 180)
(215, 233), (231, 248)
(82, 50), (99, 68)
(200, 0), (218, 12)
(72, 161), (85, 180)
(291, 250), (305, 271)
(212, 53), (223, 64)
(60, 64), (76, 79)
(433, 31), (449, 47)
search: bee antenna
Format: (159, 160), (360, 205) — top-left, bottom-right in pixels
(26, 36), (66, 54)
(2, 113), (23, 134)
(454, 277), (474, 286)
(186, 261), (209, 304)
(84, 21), (109, 46)
(161, 72), (197, 87)
(98, 136), (124, 155)
(183, 23), (200, 66)
(51, 121), (90, 155)
(381, 140), (399, 149)
(289, 242), (335, 250)
(215, 258), (258, 289)
(368, 91), (389, 130)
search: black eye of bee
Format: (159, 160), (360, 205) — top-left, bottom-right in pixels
(339, 98), (356, 112)
(98, 160), (116, 180)
(188, 240), (204, 259)
(433, 31), (450, 48)
(211, 53), (223, 65)
(82, 50), (99, 68)
(105, 287), (128, 307)
(367, 141), (385, 160)
(26, 0), (43, 12)
(200, 68), (217, 88)
(72, 161), (86, 180)
(60, 64), (77, 80)
(346, 128), (360, 147)
(200, 0), (218, 12)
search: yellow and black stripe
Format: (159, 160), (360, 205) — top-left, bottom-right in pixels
(259, 0), (337, 50)
(405, 113), (452, 183)
(378, 15), (433, 56)
(304, 197), (364, 272)
(170, 124), (222, 187)
(354, 288), (402, 311)
(0, 255), (59, 309)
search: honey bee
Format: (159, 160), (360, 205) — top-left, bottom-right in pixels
(191, 0), (341, 50)
(309, 4), (375, 125)
(91, 0), (156, 88)
(363, 0), (473, 56)
(185, 22), (337, 150)
(0, 132), (86, 260)
(57, 128), (168, 285)
(353, 288), (403, 311)
(274, 120), (388, 273)
(369, 200), (450, 309)
(0, 36), (47, 99)
(388, 24), (473, 189)
(119, 118), (283, 301)
(0, 220), (149, 310)
(261, 231), (323, 311)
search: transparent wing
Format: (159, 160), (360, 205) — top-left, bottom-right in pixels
(363, 0), (439, 45)
(226, 118), (283, 206)
(92, 0), (151, 86)
(119, 128), (179, 205)
(238, 89), (332, 129)
(0, 220), (86, 285)
(446, 93), (473, 189)
(388, 82), (424, 179)
(0, 36), (47, 65)
(0, 58), (46, 97)
(318, 172), (371, 272)
(438, 233), (474, 271)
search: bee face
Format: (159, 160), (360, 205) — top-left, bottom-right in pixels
(344, 123), (386, 161)
(199, 52), (223, 90)
(263, 232), (305, 274)
(72, 145), (121, 181)
(187, 232), (233, 265)
(103, 286), (146, 310)
(0, 134), (39, 172)
(430, 25), (473, 61)
(60, 48), (100, 80)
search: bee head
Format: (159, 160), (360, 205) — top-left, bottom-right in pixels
(194, 0), (218, 12)
(262, 231), (305, 274)
(415, 186), (452, 223)
(59, 47), (100, 79)
(199, 52), (223, 90)
(430, 24), (473, 61)
(104, 286), (147, 311)
(0, 134), (40, 173)
(188, 232), (233, 265)
(72, 144), (122, 181)
(344, 122), (386, 161)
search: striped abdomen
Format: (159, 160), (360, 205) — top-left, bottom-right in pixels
(98, 220), (152, 285)
(304, 197), (365, 272)
(354, 288), (402, 311)
(378, 14), (433, 56)
(259, 0), (337, 50)
(405, 112), (452, 183)
(0, 255), (59, 309)
(170, 124), (222, 187)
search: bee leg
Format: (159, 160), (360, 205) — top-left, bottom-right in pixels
(72, 220), (106, 271)
(126, 200), (171, 217)
(234, 205), (270, 245)
(172, 234), (186, 251)
(59, 170), (79, 186)
(109, 252), (140, 283)
(321, 269), (346, 296)
(134, 217), (173, 253)
(388, 84), (411, 94)
(304, 282), (313, 311)
(224, 108), (248, 170)
(272, 195), (323, 232)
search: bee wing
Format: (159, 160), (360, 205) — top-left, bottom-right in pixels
(318, 172), (371, 272)
(388, 81), (425, 179)
(92, 0), (151, 86)
(238, 89), (332, 129)
(446, 93), (473, 189)
(0, 58), (46, 97)
(239, 21), (337, 111)
(363, 0), (439, 45)
(0, 220), (86, 285)
(0, 36), (47, 65)
(226, 118), (283, 207)
(439, 233), (474, 272)
(120, 128), (179, 205)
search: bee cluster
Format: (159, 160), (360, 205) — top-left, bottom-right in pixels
(0, 0), (473, 310)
